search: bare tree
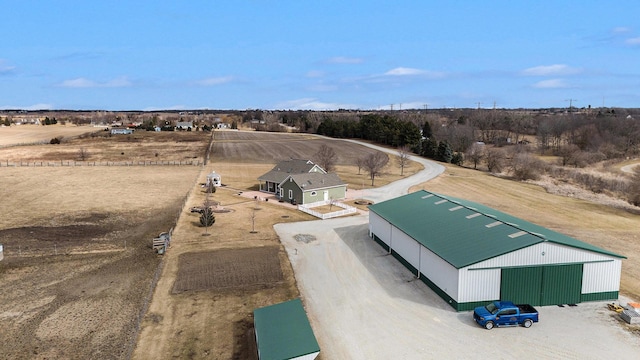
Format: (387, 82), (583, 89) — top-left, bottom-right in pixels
(78, 147), (89, 161)
(485, 148), (506, 173)
(314, 144), (337, 172)
(355, 156), (365, 175)
(510, 152), (544, 180)
(465, 143), (484, 170)
(363, 151), (389, 186)
(397, 145), (411, 175)
(628, 168), (640, 206)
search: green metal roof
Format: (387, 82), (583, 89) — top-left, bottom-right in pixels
(253, 298), (320, 360)
(368, 190), (625, 269)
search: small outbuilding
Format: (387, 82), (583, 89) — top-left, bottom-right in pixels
(206, 171), (221, 187)
(0, 244), (3, 261)
(253, 298), (320, 360)
(368, 190), (625, 311)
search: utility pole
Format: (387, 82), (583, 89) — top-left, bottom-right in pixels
(476, 102), (482, 109)
(565, 99), (577, 112)
(390, 104), (394, 111)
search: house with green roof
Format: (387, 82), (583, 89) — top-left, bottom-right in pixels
(258, 159), (346, 205)
(253, 298), (320, 360)
(368, 190), (625, 311)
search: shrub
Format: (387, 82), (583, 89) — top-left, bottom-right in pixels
(50, 137), (61, 144)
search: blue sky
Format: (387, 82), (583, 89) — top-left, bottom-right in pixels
(1, 1), (639, 111)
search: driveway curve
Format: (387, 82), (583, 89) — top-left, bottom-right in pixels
(274, 138), (640, 359)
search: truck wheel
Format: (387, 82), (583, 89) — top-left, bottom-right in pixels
(523, 319), (533, 328)
(485, 321), (494, 330)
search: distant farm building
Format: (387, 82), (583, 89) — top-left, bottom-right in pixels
(110, 128), (133, 135)
(175, 121), (193, 131)
(258, 159), (346, 205)
(368, 190), (625, 311)
(253, 298), (320, 360)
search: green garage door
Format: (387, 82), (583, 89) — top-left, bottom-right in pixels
(501, 264), (583, 306)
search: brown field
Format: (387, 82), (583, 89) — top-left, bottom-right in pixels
(0, 129), (211, 163)
(172, 247), (283, 293)
(0, 165), (201, 359)
(3, 127), (639, 359)
(0, 124), (101, 146)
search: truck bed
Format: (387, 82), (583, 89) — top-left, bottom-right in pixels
(517, 304), (537, 314)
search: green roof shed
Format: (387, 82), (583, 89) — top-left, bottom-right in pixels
(253, 298), (320, 360)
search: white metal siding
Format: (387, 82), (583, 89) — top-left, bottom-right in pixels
(418, 246), (459, 300)
(369, 212), (391, 246)
(468, 242), (617, 269)
(390, 227), (420, 269)
(293, 351), (320, 360)
(458, 268), (501, 303)
(582, 260), (622, 293)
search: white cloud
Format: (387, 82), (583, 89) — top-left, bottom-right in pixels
(0, 103), (53, 110)
(306, 70), (324, 78)
(58, 76), (131, 88)
(612, 26), (632, 34)
(276, 98), (358, 110)
(625, 37), (640, 45)
(532, 79), (569, 89)
(195, 76), (234, 86)
(0, 59), (16, 74)
(522, 64), (581, 76)
(326, 56), (364, 64)
(384, 67), (446, 78)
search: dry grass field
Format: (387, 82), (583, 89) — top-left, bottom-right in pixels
(0, 124), (100, 147)
(3, 126), (638, 359)
(131, 130), (420, 359)
(0, 165), (201, 359)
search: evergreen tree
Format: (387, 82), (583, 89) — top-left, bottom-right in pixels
(200, 208), (215, 227)
(436, 141), (453, 163)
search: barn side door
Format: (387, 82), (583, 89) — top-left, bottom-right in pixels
(501, 267), (543, 305)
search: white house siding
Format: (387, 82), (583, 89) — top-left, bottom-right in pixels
(292, 351), (320, 360)
(458, 268), (501, 303)
(390, 227), (420, 269)
(418, 246), (459, 300)
(582, 260), (622, 294)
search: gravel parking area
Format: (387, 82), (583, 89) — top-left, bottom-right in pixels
(275, 216), (640, 359)
(274, 142), (640, 359)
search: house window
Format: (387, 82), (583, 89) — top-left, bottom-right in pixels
(311, 191), (317, 196)
(288, 190), (293, 199)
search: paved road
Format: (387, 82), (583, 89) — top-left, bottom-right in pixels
(331, 138), (445, 202)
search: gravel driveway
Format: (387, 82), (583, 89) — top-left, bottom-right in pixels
(274, 140), (640, 359)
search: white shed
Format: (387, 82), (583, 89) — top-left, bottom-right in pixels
(206, 171), (221, 187)
(368, 190), (625, 311)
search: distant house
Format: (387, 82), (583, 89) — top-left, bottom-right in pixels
(258, 159), (346, 204)
(216, 123), (228, 129)
(253, 298), (320, 360)
(176, 121), (193, 131)
(110, 128), (133, 135)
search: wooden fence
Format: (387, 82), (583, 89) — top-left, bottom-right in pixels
(0, 160), (203, 167)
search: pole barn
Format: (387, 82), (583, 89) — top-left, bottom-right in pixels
(368, 190), (625, 311)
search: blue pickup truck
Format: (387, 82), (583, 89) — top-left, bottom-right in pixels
(473, 301), (539, 330)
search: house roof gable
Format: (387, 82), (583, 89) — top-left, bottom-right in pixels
(258, 159), (326, 184)
(282, 172), (345, 191)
